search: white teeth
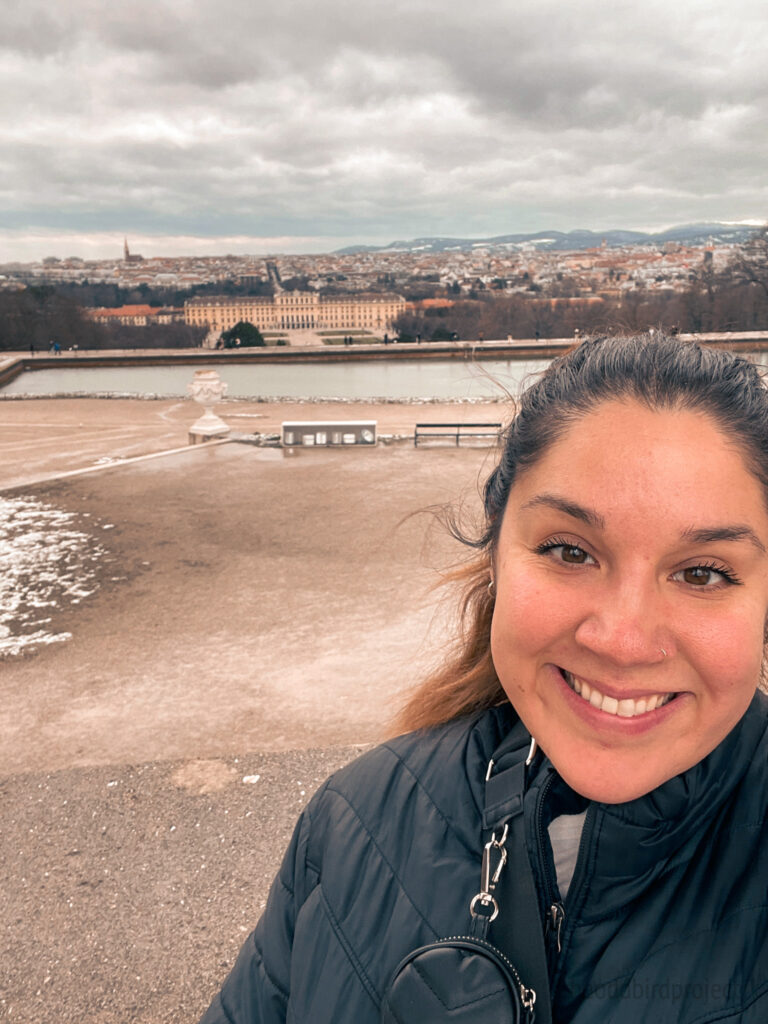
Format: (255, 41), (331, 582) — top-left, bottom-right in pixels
(563, 671), (674, 718)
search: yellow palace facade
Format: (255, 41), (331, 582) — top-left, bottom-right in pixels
(184, 291), (406, 333)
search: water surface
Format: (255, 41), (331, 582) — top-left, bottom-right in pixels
(1, 358), (552, 401)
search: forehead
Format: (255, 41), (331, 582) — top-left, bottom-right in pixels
(509, 400), (768, 532)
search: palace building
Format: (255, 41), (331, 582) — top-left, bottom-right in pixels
(184, 291), (406, 334)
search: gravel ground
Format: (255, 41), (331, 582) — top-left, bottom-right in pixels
(1, 748), (362, 1023)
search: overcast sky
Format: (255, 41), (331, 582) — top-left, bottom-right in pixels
(1, 0), (766, 261)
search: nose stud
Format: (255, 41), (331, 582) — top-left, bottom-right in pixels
(660, 648), (668, 658)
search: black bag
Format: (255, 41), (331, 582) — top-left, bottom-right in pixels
(381, 935), (536, 1023)
(381, 737), (551, 1024)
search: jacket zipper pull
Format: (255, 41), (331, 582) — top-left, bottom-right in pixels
(547, 902), (565, 954)
(521, 985), (537, 1023)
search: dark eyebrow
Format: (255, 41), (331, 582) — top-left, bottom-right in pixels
(681, 525), (766, 553)
(519, 497), (766, 554)
(519, 493), (605, 530)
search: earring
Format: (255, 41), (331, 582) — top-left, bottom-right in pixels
(488, 578), (495, 597)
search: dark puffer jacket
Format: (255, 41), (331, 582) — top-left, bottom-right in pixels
(199, 692), (768, 1023)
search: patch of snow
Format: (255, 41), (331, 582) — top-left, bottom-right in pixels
(0, 496), (108, 658)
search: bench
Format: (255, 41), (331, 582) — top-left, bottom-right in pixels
(414, 422), (502, 447)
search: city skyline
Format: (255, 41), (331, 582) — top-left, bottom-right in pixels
(2, 0), (767, 262)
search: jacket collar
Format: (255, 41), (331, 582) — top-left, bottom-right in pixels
(581, 691), (768, 914)
(466, 691), (768, 909)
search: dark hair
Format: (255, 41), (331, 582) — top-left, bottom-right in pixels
(394, 333), (768, 733)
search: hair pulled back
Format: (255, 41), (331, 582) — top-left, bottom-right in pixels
(394, 333), (768, 734)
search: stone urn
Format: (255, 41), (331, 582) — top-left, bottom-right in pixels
(188, 369), (230, 440)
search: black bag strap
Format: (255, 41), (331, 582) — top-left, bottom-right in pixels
(469, 740), (553, 1024)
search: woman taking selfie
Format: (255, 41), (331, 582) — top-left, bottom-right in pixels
(200, 334), (768, 1023)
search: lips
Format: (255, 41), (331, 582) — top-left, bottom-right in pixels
(561, 669), (677, 718)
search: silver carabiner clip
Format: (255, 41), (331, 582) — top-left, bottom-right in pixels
(483, 826), (508, 890)
(470, 823), (510, 923)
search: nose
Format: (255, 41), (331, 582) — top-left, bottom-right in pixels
(573, 578), (669, 666)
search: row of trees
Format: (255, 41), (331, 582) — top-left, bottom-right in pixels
(52, 276), (273, 310)
(94, 322), (207, 350)
(0, 287), (205, 351)
(394, 279), (768, 343)
(0, 288), (104, 351)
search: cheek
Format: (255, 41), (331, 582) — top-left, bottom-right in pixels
(683, 609), (765, 697)
(491, 575), (574, 665)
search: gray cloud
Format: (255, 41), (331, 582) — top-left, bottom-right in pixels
(1, 0), (766, 258)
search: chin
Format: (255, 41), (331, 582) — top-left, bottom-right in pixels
(552, 759), (674, 805)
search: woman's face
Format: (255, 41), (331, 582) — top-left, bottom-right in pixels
(491, 399), (768, 803)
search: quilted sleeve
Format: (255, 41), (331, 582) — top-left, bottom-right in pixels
(197, 802), (316, 1024)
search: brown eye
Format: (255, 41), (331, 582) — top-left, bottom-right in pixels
(674, 564), (741, 588)
(683, 566), (711, 585)
(561, 546), (588, 564)
(536, 539), (597, 567)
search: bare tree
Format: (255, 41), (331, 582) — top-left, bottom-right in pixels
(730, 225), (768, 299)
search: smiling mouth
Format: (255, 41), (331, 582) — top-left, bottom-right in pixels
(561, 669), (677, 718)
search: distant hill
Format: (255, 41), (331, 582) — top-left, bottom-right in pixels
(335, 223), (762, 255)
